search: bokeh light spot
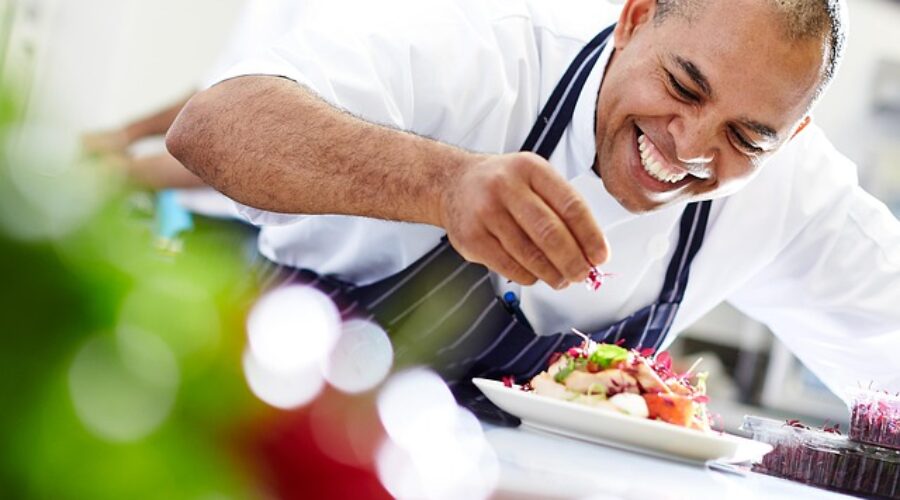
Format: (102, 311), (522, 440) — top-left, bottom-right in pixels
(376, 369), (499, 499)
(1, 123), (109, 240)
(68, 330), (179, 442)
(247, 285), (340, 374)
(322, 319), (393, 394)
(241, 348), (324, 410)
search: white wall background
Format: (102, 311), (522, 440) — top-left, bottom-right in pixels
(19, 0), (244, 130)
(815, 0), (900, 164)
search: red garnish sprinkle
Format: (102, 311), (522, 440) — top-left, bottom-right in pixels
(656, 351), (672, 369)
(693, 395), (710, 404)
(653, 351), (675, 379)
(639, 347), (656, 357)
(502, 375), (515, 388)
(615, 338), (627, 346)
(567, 347), (582, 358)
(585, 268), (614, 291)
(822, 422), (841, 435)
(785, 419), (809, 429)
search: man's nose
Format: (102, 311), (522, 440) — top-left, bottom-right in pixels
(668, 117), (715, 165)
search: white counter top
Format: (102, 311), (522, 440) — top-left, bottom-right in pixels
(484, 424), (852, 500)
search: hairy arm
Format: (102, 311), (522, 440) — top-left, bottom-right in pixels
(167, 75), (464, 226)
(167, 75), (609, 288)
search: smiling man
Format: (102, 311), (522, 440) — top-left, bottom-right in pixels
(596, 1), (828, 212)
(167, 0), (900, 422)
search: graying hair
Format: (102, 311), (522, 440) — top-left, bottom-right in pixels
(655, 0), (848, 102)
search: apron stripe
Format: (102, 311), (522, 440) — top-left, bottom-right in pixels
(365, 241), (452, 309)
(260, 261), (290, 290)
(666, 203), (702, 302)
(494, 335), (543, 372)
(419, 273), (492, 340)
(636, 303), (657, 348)
(439, 298), (502, 353)
(530, 42), (607, 154)
(446, 320), (518, 371)
(522, 25), (615, 153)
(515, 335), (566, 378)
(385, 258), (471, 326)
(611, 320), (627, 343)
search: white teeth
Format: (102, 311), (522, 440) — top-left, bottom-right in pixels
(637, 134), (688, 184)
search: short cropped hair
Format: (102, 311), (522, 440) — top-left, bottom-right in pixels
(655, 0), (848, 103)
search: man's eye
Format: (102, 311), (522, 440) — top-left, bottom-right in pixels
(667, 72), (699, 103)
(729, 127), (764, 155)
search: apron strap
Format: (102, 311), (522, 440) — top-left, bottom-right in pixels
(521, 24), (615, 159)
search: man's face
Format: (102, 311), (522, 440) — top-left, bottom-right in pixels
(595, 0), (826, 213)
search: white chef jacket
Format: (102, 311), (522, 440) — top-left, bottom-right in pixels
(214, 0), (900, 400)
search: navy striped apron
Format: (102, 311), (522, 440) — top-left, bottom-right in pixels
(259, 24), (713, 425)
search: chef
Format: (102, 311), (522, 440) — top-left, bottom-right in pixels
(167, 0), (900, 422)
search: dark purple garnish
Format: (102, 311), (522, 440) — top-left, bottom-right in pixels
(744, 415), (900, 498)
(850, 389), (900, 451)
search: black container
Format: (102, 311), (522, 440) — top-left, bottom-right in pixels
(742, 415), (900, 499)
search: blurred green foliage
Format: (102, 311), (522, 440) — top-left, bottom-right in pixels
(0, 80), (266, 498)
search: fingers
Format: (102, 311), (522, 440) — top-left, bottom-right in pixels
(528, 158), (610, 266)
(504, 189), (591, 285)
(443, 152), (610, 290)
(486, 209), (566, 289)
(459, 232), (538, 286)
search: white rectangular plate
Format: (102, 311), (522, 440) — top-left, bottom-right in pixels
(473, 377), (771, 465)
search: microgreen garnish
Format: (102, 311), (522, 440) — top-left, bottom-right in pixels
(554, 359), (576, 383)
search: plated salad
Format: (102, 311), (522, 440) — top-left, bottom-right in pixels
(505, 332), (713, 432)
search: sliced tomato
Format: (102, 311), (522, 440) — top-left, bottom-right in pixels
(642, 393), (695, 427)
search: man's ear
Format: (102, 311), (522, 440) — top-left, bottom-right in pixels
(791, 116), (812, 140)
(614, 0), (657, 49)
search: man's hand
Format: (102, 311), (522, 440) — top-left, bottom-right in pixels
(439, 152), (610, 289)
(82, 129), (132, 156)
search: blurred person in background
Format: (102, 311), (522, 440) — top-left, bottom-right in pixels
(167, 0), (900, 424)
(81, 0), (305, 220)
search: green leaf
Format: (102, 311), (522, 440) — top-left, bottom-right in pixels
(554, 359), (576, 383)
(588, 344), (629, 369)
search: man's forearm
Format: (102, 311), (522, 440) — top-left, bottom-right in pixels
(167, 75), (610, 289)
(126, 153), (206, 189)
(166, 76), (473, 227)
(125, 94), (194, 143)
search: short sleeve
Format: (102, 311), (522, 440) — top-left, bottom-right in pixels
(210, 0), (538, 226)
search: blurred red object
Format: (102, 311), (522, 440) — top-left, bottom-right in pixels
(238, 387), (391, 500)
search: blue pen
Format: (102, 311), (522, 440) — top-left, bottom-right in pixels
(503, 291), (532, 328)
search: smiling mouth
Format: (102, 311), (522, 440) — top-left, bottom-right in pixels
(634, 126), (710, 187)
